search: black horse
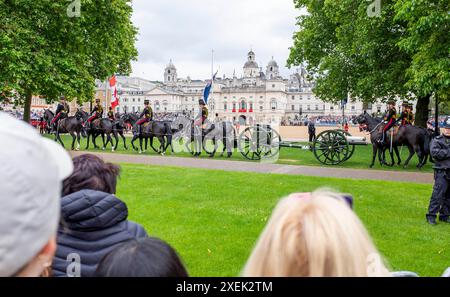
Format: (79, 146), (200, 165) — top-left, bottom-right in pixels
(356, 112), (429, 169)
(79, 111), (127, 151)
(122, 113), (174, 155)
(53, 109), (86, 150)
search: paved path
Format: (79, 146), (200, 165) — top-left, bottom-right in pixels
(69, 151), (433, 184)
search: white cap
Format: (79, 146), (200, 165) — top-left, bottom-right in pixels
(0, 112), (73, 276)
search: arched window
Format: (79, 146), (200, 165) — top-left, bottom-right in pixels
(224, 103), (227, 111)
(240, 100), (246, 110)
(232, 102), (236, 110)
(155, 102), (160, 111)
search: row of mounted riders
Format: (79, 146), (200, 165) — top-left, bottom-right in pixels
(43, 98), (237, 158)
(355, 101), (434, 169)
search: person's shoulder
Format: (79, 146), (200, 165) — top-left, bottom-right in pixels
(126, 220), (148, 237)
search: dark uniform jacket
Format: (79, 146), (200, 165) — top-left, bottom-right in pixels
(55, 103), (70, 115)
(202, 106), (208, 120)
(107, 110), (115, 120)
(140, 106), (153, 120)
(91, 104), (103, 117)
(308, 122), (316, 135)
(384, 107), (397, 122)
(52, 189), (148, 277)
(430, 135), (450, 170)
(399, 111), (414, 125)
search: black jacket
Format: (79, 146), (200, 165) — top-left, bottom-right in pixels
(52, 190), (148, 277)
(308, 123), (316, 135)
(431, 135), (450, 170)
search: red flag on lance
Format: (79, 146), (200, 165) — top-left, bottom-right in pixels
(109, 75), (119, 109)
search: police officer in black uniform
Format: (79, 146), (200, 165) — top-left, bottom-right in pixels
(427, 116), (450, 225)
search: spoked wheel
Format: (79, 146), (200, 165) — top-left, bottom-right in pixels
(336, 130), (356, 162)
(238, 125), (281, 161)
(313, 130), (350, 165)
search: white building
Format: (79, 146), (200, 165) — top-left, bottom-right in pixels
(113, 50), (399, 124)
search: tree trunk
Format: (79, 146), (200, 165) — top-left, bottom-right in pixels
(415, 94), (431, 128)
(23, 90), (32, 123)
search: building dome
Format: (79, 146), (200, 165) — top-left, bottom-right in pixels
(166, 59), (176, 70)
(244, 60), (259, 69)
(267, 59), (278, 68)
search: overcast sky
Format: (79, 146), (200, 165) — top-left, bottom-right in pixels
(130, 0), (304, 81)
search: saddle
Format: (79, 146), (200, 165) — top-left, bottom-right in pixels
(143, 121), (151, 128)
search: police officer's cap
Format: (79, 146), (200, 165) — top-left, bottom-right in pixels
(60, 95), (66, 101)
(199, 99), (206, 105)
(387, 100), (396, 105)
(144, 100), (149, 104)
(444, 117), (450, 129)
(401, 101), (409, 107)
(95, 98), (101, 103)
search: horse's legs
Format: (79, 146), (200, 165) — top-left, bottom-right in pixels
(131, 135), (138, 151)
(93, 133), (100, 149)
(56, 132), (65, 148)
(86, 133), (90, 149)
(370, 145), (377, 168)
(403, 145), (415, 168)
(120, 131), (128, 150)
(210, 138), (217, 158)
(387, 147), (395, 167)
(76, 131), (81, 151)
(393, 146), (401, 166)
(112, 132), (119, 152)
(159, 136), (165, 155)
(139, 137), (143, 154)
(101, 133), (106, 150)
(70, 131), (76, 150)
(413, 144), (424, 168)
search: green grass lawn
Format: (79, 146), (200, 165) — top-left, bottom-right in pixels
(116, 163), (448, 277)
(50, 134), (435, 173)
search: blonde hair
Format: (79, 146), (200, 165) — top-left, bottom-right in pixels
(242, 189), (390, 277)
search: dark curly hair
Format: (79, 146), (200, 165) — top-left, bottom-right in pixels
(62, 154), (120, 196)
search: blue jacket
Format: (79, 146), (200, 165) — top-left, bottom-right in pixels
(52, 189), (147, 277)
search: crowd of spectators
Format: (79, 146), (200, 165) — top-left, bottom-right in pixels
(1, 112), (450, 277)
(282, 115), (359, 127)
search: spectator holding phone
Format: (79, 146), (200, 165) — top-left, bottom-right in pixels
(242, 189), (390, 277)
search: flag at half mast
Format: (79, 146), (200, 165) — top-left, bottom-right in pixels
(203, 70), (218, 104)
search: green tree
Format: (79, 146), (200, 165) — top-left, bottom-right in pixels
(0, 0), (138, 122)
(288, 0), (449, 127)
(395, 0), (450, 122)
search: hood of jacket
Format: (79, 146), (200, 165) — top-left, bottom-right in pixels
(60, 189), (128, 231)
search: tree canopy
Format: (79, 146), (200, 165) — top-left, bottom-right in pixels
(0, 0), (138, 122)
(288, 0), (449, 127)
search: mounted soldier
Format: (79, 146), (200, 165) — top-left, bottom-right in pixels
(136, 99), (153, 135)
(194, 99), (208, 128)
(192, 99), (208, 156)
(378, 100), (397, 146)
(87, 98), (104, 130)
(398, 102), (414, 126)
(107, 106), (115, 121)
(50, 96), (70, 133)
